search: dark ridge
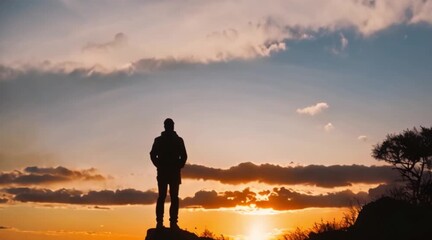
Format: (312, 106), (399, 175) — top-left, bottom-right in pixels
(308, 197), (432, 240)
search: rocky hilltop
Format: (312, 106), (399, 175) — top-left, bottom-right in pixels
(145, 227), (214, 240)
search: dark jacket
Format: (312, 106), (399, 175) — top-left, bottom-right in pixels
(150, 131), (187, 184)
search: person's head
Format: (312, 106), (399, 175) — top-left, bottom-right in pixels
(164, 118), (175, 131)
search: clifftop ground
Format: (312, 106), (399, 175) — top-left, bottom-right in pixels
(145, 227), (214, 240)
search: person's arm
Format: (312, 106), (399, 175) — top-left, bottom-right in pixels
(150, 138), (159, 167)
(179, 138), (187, 168)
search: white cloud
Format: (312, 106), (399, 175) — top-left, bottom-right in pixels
(1, 0), (432, 70)
(340, 33), (349, 50)
(324, 123), (335, 132)
(297, 102), (329, 116)
(358, 135), (368, 142)
(331, 33), (349, 55)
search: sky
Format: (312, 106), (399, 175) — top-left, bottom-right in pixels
(1, 0), (432, 239)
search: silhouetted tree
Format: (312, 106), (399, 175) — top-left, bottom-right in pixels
(372, 126), (432, 204)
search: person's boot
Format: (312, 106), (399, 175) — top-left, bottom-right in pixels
(170, 222), (180, 230)
(156, 222), (164, 229)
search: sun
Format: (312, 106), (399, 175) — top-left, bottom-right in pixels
(246, 221), (270, 240)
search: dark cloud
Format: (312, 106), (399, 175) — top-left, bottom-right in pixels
(5, 188), (157, 205)
(0, 197), (8, 203)
(181, 187), (368, 210)
(4, 184), (394, 210)
(256, 187), (368, 210)
(82, 33), (128, 52)
(24, 166), (103, 180)
(181, 188), (256, 209)
(5, 186), (364, 210)
(0, 166), (106, 186)
(183, 162), (398, 188)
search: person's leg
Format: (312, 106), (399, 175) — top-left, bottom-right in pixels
(156, 180), (168, 227)
(169, 183), (180, 227)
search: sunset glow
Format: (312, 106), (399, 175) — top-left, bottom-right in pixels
(1, 1), (432, 239)
(246, 221), (268, 240)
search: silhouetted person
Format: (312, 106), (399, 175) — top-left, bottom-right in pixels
(150, 118), (187, 230)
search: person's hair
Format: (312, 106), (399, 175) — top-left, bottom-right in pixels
(164, 118), (174, 131)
